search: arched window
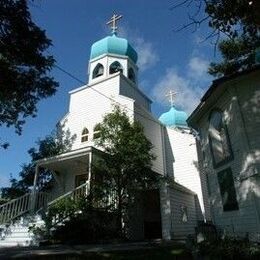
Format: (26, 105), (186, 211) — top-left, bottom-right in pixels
(93, 124), (101, 139)
(92, 63), (104, 79)
(81, 128), (89, 142)
(109, 61), (123, 74)
(208, 110), (233, 168)
(128, 68), (136, 83)
(180, 205), (188, 223)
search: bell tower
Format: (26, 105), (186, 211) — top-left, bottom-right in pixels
(88, 14), (138, 86)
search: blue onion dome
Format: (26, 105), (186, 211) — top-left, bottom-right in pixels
(90, 34), (138, 63)
(159, 107), (188, 128)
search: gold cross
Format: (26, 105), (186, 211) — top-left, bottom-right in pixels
(106, 13), (123, 34)
(166, 90), (178, 107)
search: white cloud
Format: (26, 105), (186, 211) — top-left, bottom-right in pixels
(119, 26), (210, 114)
(151, 55), (210, 114)
(119, 27), (159, 71)
(134, 38), (159, 71)
(152, 68), (204, 114)
(188, 56), (209, 78)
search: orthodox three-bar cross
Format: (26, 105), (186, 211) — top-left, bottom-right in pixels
(166, 90), (178, 107)
(106, 13), (123, 34)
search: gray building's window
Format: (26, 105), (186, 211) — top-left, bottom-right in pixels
(217, 167), (239, 212)
(181, 205), (188, 223)
(92, 63), (104, 79)
(206, 173), (211, 196)
(208, 110), (233, 168)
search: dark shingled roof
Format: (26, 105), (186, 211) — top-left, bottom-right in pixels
(188, 64), (260, 125)
(201, 64), (260, 102)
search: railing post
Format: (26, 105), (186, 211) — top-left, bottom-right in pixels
(87, 152), (92, 195)
(30, 164), (39, 213)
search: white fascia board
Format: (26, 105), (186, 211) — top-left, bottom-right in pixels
(35, 146), (93, 166)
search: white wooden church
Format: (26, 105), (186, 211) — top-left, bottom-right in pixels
(0, 15), (207, 246)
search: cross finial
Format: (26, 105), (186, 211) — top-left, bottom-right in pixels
(166, 90), (178, 107)
(106, 13), (123, 35)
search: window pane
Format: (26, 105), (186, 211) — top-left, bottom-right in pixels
(93, 124), (101, 139)
(181, 205), (188, 223)
(82, 128), (89, 135)
(109, 61), (123, 74)
(81, 136), (88, 142)
(217, 168), (239, 211)
(81, 128), (89, 142)
(93, 63), (104, 79)
(93, 132), (101, 139)
(209, 110), (233, 167)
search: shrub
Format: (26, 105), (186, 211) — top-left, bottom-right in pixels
(44, 196), (119, 244)
(197, 236), (260, 259)
(52, 208), (118, 244)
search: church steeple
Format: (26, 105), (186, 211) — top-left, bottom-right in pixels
(88, 14), (138, 86)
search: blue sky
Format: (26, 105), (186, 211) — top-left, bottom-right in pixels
(0, 0), (218, 187)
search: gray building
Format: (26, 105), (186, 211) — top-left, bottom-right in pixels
(188, 66), (260, 241)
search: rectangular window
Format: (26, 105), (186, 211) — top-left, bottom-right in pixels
(206, 173), (211, 196)
(217, 168), (239, 212)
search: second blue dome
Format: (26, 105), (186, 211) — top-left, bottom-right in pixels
(159, 107), (188, 128)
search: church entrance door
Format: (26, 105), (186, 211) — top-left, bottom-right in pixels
(143, 189), (162, 239)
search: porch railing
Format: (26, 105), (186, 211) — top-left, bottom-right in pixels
(46, 182), (89, 227)
(0, 192), (50, 225)
(0, 182), (89, 227)
(47, 182), (89, 208)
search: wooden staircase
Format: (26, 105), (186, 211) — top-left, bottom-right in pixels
(0, 182), (89, 247)
(0, 192), (50, 226)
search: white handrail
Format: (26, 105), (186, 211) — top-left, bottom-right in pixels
(0, 192), (50, 225)
(46, 182), (89, 227)
(48, 182), (89, 207)
(0, 182), (89, 226)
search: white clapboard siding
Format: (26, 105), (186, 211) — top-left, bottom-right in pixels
(134, 105), (165, 176)
(169, 183), (198, 239)
(165, 128), (205, 219)
(120, 76), (151, 111)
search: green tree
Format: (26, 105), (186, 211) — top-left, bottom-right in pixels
(0, 0), (58, 148)
(205, 0), (259, 76)
(93, 106), (159, 238)
(208, 36), (258, 77)
(1, 123), (76, 199)
(172, 0), (260, 76)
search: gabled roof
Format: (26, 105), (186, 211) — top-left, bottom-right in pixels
(187, 65), (260, 126)
(201, 65), (260, 103)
